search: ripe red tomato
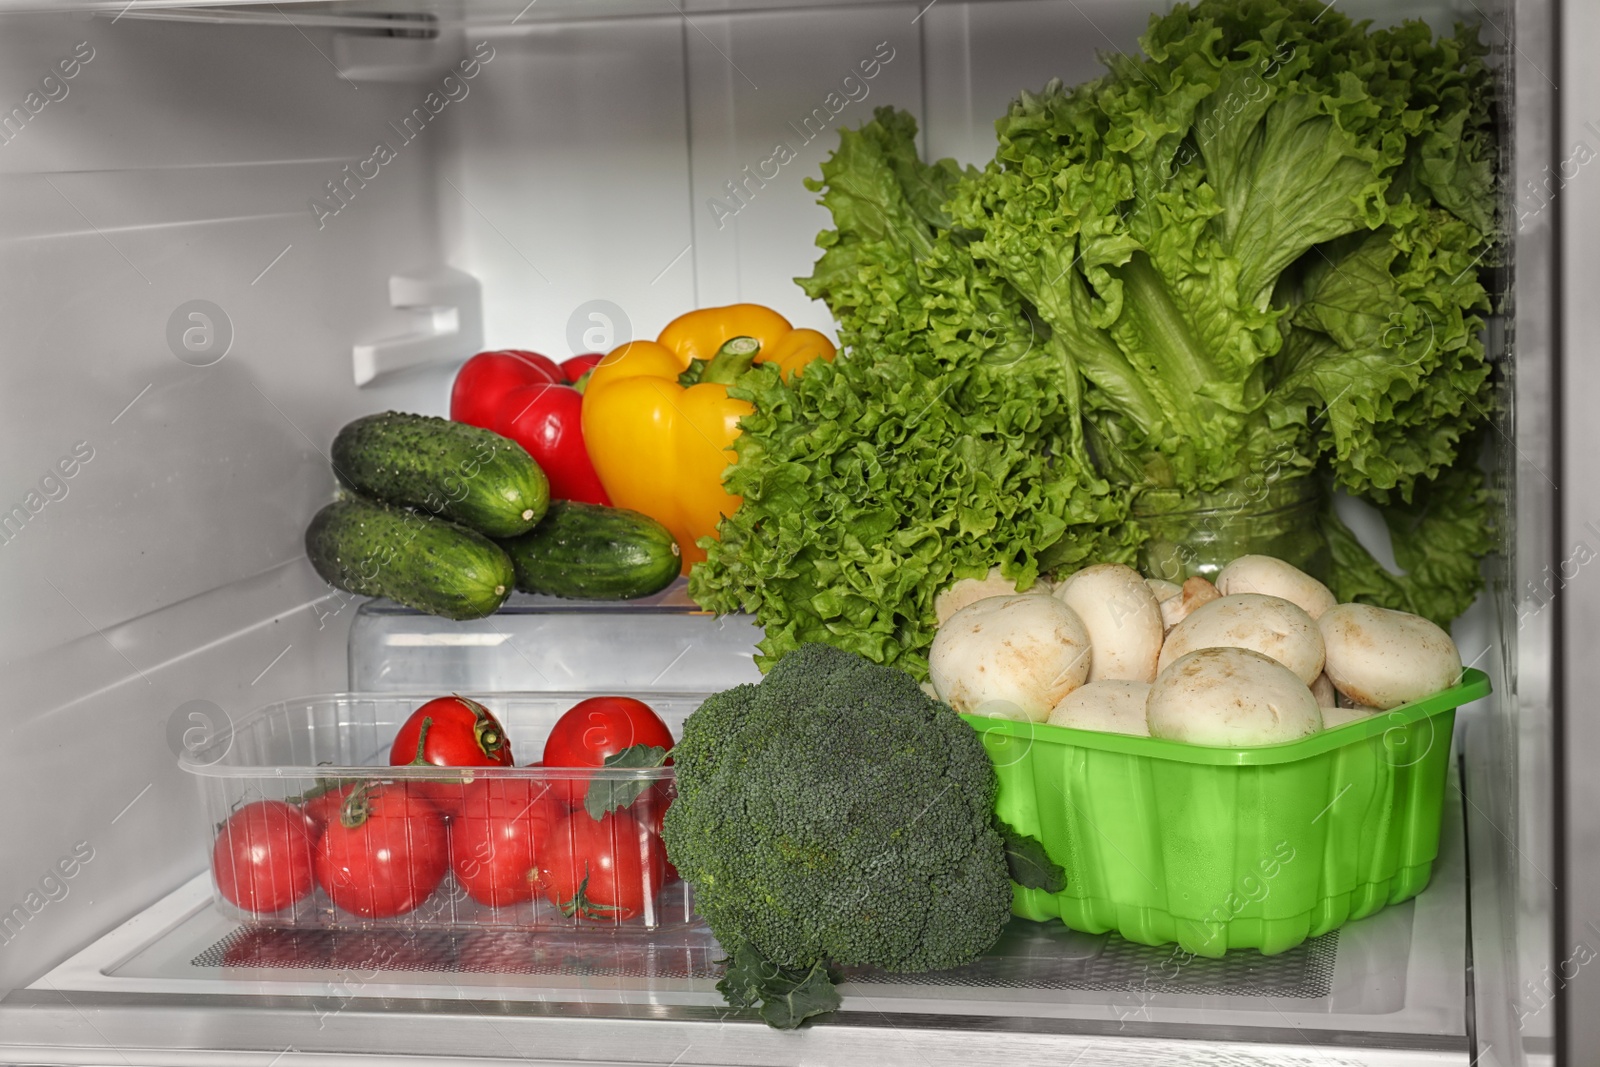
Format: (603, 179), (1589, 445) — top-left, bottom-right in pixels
(450, 349), (562, 430)
(299, 783), (357, 837)
(542, 696), (673, 770)
(390, 696), (515, 817)
(391, 696), (514, 768)
(212, 800), (316, 915)
(449, 777), (563, 907)
(537, 810), (666, 922)
(525, 759), (590, 811)
(315, 784), (449, 919)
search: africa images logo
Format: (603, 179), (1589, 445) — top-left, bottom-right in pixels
(309, 43), (496, 230)
(705, 41), (897, 230)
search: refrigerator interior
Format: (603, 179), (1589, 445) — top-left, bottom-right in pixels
(0, 0), (1556, 1063)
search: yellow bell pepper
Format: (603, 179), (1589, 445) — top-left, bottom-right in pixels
(581, 303), (835, 573)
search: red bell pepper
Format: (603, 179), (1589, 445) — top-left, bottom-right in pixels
(560, 354), (603, 383)
(497, 382), (610, 505)
(450, 350), (611, 506)
(450, 351), (561, 429)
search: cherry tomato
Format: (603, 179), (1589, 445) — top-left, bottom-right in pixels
(560, 353), (604, 383)
(212, 800), (316, 915)
(543, 696), (673, 770)
(391, 697), (514, 817)
(449, 777), (563, 907)
(315, 784), (449, 919)
(299, 783), (357, 837)
(525, 758), (588, 811)
(537, 810), (666, 922)
(450, 349), (562, 429)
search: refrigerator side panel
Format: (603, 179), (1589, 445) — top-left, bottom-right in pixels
(0, 14), (450, 991)
(1559, 0), (1600, 1060)
(1461, 1), (1561, 1062)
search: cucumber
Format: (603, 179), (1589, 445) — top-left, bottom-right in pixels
(306, 497), (515, 620)
(500, 501), (682, 600)
(331, 412), (548, 538)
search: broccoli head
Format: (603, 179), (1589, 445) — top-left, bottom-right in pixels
(661, 642), (1013, 976)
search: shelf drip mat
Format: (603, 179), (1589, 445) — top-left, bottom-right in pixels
(194, 922), (1337, 999)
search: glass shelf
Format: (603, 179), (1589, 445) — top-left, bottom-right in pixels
(347, 581), (765, 693)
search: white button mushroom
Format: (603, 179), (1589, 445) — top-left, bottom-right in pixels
(1148, 647), (1323, 747)
(935, 566), (1053, 625)
(1054, 563), (1164, 683)
(1157, 576), (1221, 632)
(1318, 603), (1461, 710)
(929, 594), (1091, 722)
(1157, 593), (1326, 685)
(1321, 704), (1379, 729)
(1146, 578), (1182, 602)
(1215, 555), (1338, 619)
(1047, 680), (1152, 737)
(1336, 689), (1380, 712)
(1311, 672), (1337, 708)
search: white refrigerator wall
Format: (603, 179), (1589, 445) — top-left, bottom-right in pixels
(0, 1), (1166, 992)
(0, 7), (1549, 1059)
(0, 10), (459, 991)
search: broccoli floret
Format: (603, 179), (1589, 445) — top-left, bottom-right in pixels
(661, 643), (1013, 985)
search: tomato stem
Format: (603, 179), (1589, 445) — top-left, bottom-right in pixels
(458, 696), (508, 762)
(408, 716), (435, 766)
(339, 782), (374, 829)
(558, 863), (621, 920)
(288, 777), (348, 805)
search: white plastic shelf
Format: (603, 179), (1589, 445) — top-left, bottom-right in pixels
(2, 759), (1473, 1065)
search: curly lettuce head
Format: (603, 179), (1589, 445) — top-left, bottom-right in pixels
(690, 110), (1135, 676)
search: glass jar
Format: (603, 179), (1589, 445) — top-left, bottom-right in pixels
(1131, 475), (1330, 584)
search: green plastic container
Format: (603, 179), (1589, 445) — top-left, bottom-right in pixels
(962, 669), (1489, 958)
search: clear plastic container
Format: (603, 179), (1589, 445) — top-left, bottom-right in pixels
(346, 581), (764, 693)
(181, 691), (704, 932)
